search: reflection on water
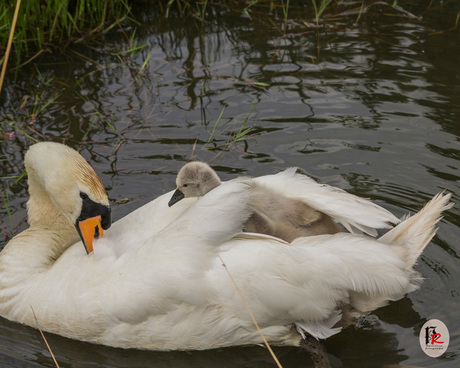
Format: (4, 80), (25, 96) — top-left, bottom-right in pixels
(1, 2), (459, 367)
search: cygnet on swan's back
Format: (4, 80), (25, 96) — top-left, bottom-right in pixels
(168, 162), (341, 242)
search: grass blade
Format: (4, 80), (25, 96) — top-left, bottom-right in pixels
(207, 105), (226, 144)
(236, 100), (256, 138)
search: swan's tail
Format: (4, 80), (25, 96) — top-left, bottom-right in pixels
(378, 193), (453, 269)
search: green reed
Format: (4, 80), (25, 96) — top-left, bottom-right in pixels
(0, 0), (131, 69)
(312, 0), (332, 24)
(204, 100), (257, 151)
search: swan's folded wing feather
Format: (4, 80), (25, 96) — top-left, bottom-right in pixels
(254, 168), (400, 236)
(295, 310), (342, 339)
(161, 180), (254, 245)
(211, 233), (411, 342)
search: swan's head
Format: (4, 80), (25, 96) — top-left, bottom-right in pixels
(168, 162), (221, 207)
(25, 142), (111, 254)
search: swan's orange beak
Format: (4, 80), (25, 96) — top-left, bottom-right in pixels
(77, 215), (103, 254)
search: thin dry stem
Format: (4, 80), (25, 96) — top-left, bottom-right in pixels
(31, 307), (61, 368)
(219, 256), (283, 368)
(0, 0), (22, 96)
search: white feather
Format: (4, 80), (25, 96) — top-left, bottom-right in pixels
(296, 310), (342, 339)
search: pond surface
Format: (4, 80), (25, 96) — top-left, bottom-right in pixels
(1, 1), (460, 367)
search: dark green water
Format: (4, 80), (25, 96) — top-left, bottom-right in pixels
(1, 1), (459, 367)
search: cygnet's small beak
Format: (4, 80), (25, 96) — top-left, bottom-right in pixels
(77, 216), (103, 254)
(168, 188), (185, 207)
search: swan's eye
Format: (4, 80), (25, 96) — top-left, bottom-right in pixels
(183, 184), (188, 188)
(80, 192), (89, 200)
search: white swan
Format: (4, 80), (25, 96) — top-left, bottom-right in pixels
(0, 142), (452, 353)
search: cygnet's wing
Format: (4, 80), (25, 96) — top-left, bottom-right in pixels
(253, 168), (399, 236)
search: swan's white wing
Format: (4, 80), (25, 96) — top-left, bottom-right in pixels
(253, 168), (400, 236)
(208, 233), (412, 341)
(158, 180), (254, 245)
(106, 179), (255, 250)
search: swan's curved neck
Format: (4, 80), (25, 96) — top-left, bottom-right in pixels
(0, 172), (79, 296)
(26, 173), (71, 229)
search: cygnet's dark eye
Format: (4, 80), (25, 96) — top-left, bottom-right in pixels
(182, 184), (188, 188)
(80, 192), (89, 200)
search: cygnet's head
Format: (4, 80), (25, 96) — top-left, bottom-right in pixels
(168, 162), (221, 207)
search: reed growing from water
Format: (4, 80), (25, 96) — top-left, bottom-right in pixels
(3, 0), (438, 73)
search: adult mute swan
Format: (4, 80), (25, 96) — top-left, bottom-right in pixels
(0, 142), (452, 357)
